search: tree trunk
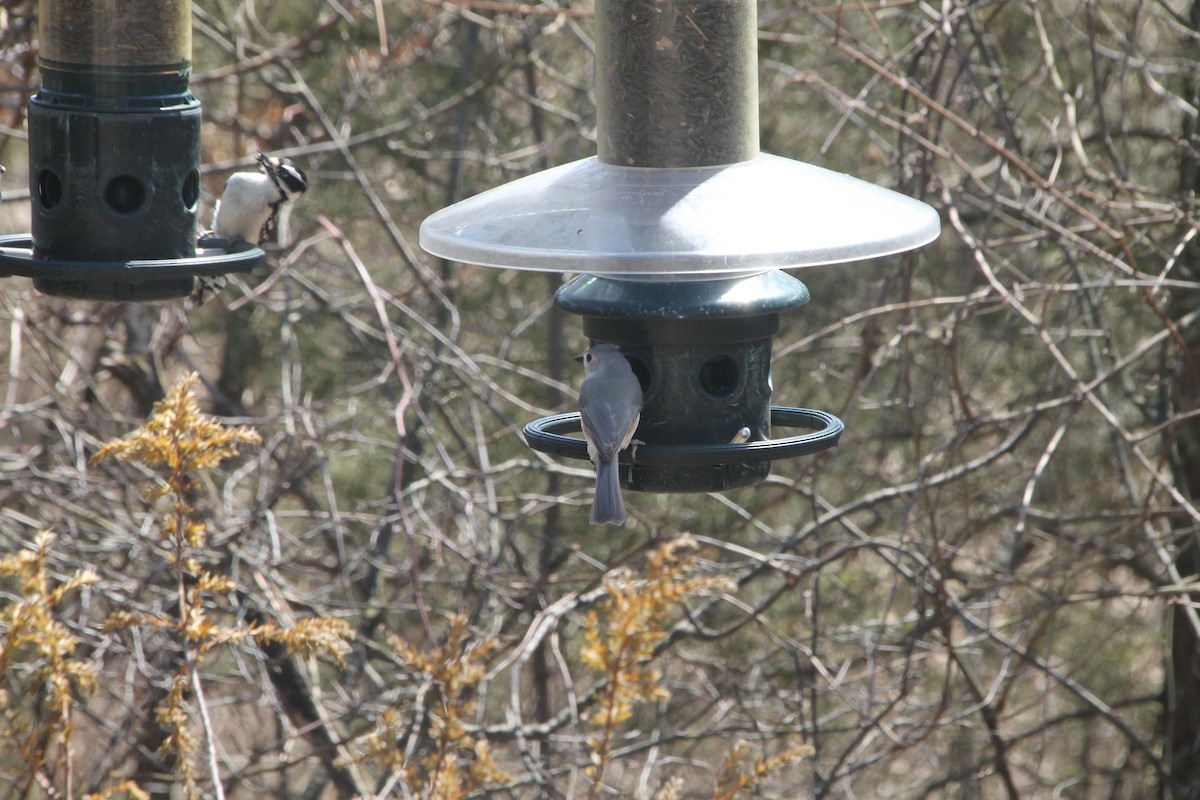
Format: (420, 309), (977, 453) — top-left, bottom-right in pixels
(1164, 4), (1200, 795)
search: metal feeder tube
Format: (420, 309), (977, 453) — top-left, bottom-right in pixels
(596, 0), (758, 167)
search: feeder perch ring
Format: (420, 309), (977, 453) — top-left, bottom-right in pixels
(0, 234), (264, 281)
(524, 406), (843, 466)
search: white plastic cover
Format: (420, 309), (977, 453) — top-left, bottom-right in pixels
(419, 153), (940, 276)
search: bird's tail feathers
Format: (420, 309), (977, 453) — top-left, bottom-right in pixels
(591, 458), (627, 525)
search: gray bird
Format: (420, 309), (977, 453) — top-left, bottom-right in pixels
(576, 343), (643, 525)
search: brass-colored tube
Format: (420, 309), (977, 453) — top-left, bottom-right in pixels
(39, 0), (191, 69)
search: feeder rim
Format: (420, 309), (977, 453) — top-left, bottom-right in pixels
(524, 406), (843, 465)
(0, 234), (263, 280)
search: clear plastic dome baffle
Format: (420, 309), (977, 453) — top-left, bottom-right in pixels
(418, 153), (940, 277)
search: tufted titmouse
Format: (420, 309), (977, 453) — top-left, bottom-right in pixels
(576, 343), (643, 525)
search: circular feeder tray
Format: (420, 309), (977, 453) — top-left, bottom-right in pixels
(524, 406), (843, 465)
(0, 234), (264, 281)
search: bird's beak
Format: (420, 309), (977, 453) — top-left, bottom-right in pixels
(573, 354), (585, 364)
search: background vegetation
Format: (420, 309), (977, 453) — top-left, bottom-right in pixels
(2, 0), (1200, 797)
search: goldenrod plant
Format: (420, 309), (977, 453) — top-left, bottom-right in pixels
(712, 741), (816, 800)
(0, 533), (155, 800)
(346, 538), (809, 799)
(351, 614), (509, 799)
(90, 372), (351, 799)
(577, 537), (813, 797)
(82, 781), (151, 800)
(0, 532), (98, 798)
(580, 537), (744, 796)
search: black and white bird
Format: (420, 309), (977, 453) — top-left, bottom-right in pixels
(191, 152), (308, 305)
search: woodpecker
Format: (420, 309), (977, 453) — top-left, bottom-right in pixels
(190, 152), (308, 305)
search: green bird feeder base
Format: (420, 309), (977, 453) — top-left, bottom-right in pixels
(527, 271), (839, 493)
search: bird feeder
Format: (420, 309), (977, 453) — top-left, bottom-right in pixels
(420, 0), (939, 492)
(0, 0), (261, 301)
